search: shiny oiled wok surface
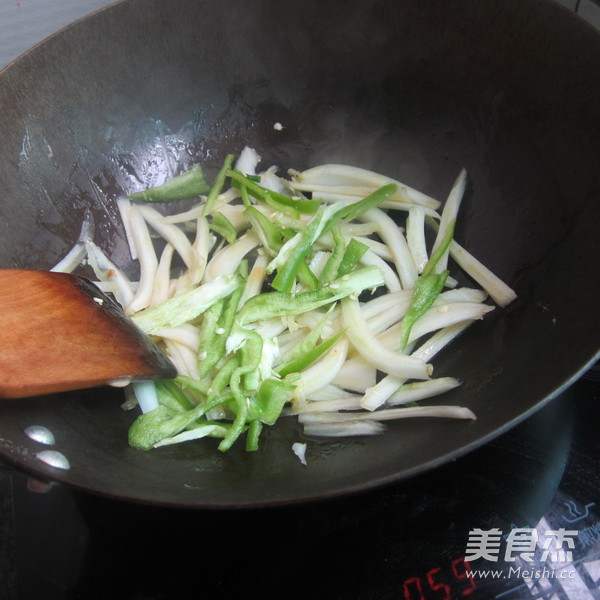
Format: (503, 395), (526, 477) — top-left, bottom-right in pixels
(0, 0), (598, 507)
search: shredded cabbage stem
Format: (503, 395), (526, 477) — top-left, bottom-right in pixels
(64, 146), (516, 454)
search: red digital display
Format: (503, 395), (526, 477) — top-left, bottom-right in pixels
(402, 557), (477, 599)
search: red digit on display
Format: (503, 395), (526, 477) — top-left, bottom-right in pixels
(426, 566), (451, 600)
(403, 576), (425, 600)
(451, 557), (477, 596)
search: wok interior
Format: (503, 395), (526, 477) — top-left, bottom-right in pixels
(0, 0), (598, 506)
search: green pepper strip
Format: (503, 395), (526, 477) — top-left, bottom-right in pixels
(399, 270), (449, 350)
(243, 203), (318, 290)
(209, 212), (237, 245)
(128, 404), (208, 450)
(397, 216), (456, 350)
(175, 375), (210, 397)
(276, 330), (345, 377)
(197, 300), (225, 378)
(244, 204), (286, 255)
(275, 182), (395, 290)
(202, 154), (235, 216)
(319, 225), (346, 284)
(422, 219), (456, 276)
(245, 420), (263, 452)
(205, 355), (241, 407)
(337, 238), (369, 277)
(127, 164), (211, 202)
(296, 262), (319, 290)
(218, 386), (248, 453)
(271, 204), (341, 293)
(279, 305), (335, 364)
(156, 380), (194, 412)
(240, 183), (252, 208)
(203, 289), (241, 377)
(228, 169), (321, 215)
(271, 184), (396, 292)
(239, 329), (264, 393)
(218, 333), (263, 452)
(237, 265), (384, 325)
(277, 182), (395, 290)
(279, 228), (318, 288)
(329, 183), (398, 226)
(198, 264), (247, 378)
(248, 377), (297, 426)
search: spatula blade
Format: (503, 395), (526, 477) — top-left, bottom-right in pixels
(0, 270), (176, 398)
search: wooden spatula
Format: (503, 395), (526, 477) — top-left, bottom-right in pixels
(0, 269), (176, 398)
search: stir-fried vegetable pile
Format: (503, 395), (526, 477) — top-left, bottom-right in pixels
(62, 147), (517, 454)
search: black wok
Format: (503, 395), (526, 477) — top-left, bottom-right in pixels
(0, 0), (598, 508)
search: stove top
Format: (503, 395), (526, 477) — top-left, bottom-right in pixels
(1, 368), (598, 600)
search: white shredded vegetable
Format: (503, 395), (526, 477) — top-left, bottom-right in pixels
(50, 209), (95, 273)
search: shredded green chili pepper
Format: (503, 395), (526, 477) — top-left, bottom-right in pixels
(202, 154), (235, 216)
(422, 219), (456, 276)
(245, 420), (263, 451)
(244, 204), (287, 255)
(399, 215), (457, 350)
(271, 204), (339, 292)
(209, 212), (238, 245)
(228, 169), (321, 215)
(332, 183), (398, 224)
(399, 270), (449, 350)
(237, 266), (384, 325)
(337, 238), (369, 277)
(127, 164), (211, 202)
(198, 267), (247, 378)
(276, 330), (345, 377)
(248, 377), (297, 426)
(319, 226), (346, 284)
